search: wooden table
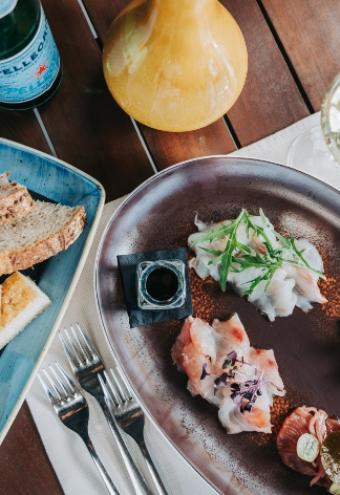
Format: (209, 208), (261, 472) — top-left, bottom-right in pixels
(0, 1), (340, 493)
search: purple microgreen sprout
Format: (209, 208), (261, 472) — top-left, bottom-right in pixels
(222, 350), (237, 369)
(214, 372), (229, 388)
(230, 372), (265, 413)
(212, 353), (266, 413)
(200, 363), (210, 380)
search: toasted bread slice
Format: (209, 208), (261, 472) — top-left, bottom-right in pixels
(0, 173), (35, 224)
(0, 201), (86, 275)
(0, 272), (51, 350)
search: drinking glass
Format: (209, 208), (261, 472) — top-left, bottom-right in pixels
(321, 73), (340, 163)
(287, 73), (340, 178)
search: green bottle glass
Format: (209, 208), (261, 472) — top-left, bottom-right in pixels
(0, 0), (62, 110)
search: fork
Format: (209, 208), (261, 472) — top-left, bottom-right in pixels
(59, 323), (150, 495)
(99, 368), (168, 495)
(38, 362), (119, 495)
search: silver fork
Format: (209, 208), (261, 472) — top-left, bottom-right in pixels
(59, 323), (150, 495)
(38, 362), (119, 495)
(99, 368), (168, 495)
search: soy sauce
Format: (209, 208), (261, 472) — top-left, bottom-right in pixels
(145, 267), (179, 302)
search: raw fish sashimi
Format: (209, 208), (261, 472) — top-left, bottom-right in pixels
(188, 209), (326, 321)
(172, 314), (285, 434)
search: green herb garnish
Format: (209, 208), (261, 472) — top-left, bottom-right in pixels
(198, 246), (224, 257)
(288, 238), (324, 276)
(243, 209), (275, 255)
(219, 210), (246, 291)
(234, 253), (283, 295)
(191, 208), (324, 295)
(192, 222), (233, 245)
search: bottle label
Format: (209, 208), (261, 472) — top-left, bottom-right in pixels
(0, 0), (18, 19)
(0, 7), (60, 104)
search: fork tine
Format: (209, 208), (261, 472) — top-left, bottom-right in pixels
(37, 372), (49, 396)
(37, 371), (58, 404)
(103, 370), (123, 406)
(70, 324), (89, 364)
(59, 327), (82, 370)
(40, 367), (120, 495)
(75, 322), (98, 361)
(110, 367), (132, 402)
(41, 368), (62, 403)
(115, 366), (133, 398)
(98, 373), (117, 408)
(49, 363), (70, 400)
(55, 362), (77, 395)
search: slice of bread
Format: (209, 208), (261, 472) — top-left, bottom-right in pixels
(0, 173), (35, 224)
(0, 201), (86, 275)
(0, 272), (51, 350)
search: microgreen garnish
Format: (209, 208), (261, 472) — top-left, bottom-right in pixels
(243, 209), (275, 255)
(219, 210), (246, 291)
(198, 246), (224, 257)
(192, 222), (234, 245)
(230, 374), (264, 413)
(200, 363), (210, 380)
(235, 241), (252, 254)
(222, 351), (237, 369)
(287, 238), (324, 277)
(191, 208), (324, 295)
(212, 352), (265, 413)
(214, 372), (229, 388)
(243, 261), (282, 296)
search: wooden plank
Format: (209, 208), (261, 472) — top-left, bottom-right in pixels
(0, 404), (62, 495)
(140, 122), (236, 170)
(262, 0), (340, 110)
(0, 110), (50, 152)
(38, 0), (154, 201)
(83, 0), (236, 169)
(220, 0), (309, 146)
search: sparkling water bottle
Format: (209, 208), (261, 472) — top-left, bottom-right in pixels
(0, 0), (61, 109)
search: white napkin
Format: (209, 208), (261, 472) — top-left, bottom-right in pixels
(27, 111), (339, 495)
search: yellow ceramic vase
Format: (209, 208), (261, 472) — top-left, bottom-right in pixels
(103, 0), (248, 132)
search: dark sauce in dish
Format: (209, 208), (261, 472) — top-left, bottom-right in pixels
(145, 267), (179, 301)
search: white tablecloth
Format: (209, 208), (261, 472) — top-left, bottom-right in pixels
(27, 111), (338, 495)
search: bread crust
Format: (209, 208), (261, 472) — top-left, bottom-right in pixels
(0, 185), (35, 224)
(0, 206), (86, 275)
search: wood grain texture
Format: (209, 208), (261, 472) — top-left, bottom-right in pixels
(140, 122), (236, 170)
(262, 0), (340, 109)
(84, 0), (236, 169)
(0, 110), (49, 153)
(0, 403), (62, 495)
(38, 0), (154, 201)
(221, 0), (309, 146)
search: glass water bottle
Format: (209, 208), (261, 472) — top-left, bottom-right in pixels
(0, 0), (62, 110)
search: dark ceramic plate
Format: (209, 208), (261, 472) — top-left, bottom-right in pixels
(95, 157), (340, 495)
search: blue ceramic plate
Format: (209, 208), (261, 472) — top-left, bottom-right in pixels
(0, 138), (105, 443)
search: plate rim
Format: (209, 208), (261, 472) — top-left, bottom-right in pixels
(94, 154), (340, 495)
(0, 137), (105, 445)
(94, 154), (340, 253)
